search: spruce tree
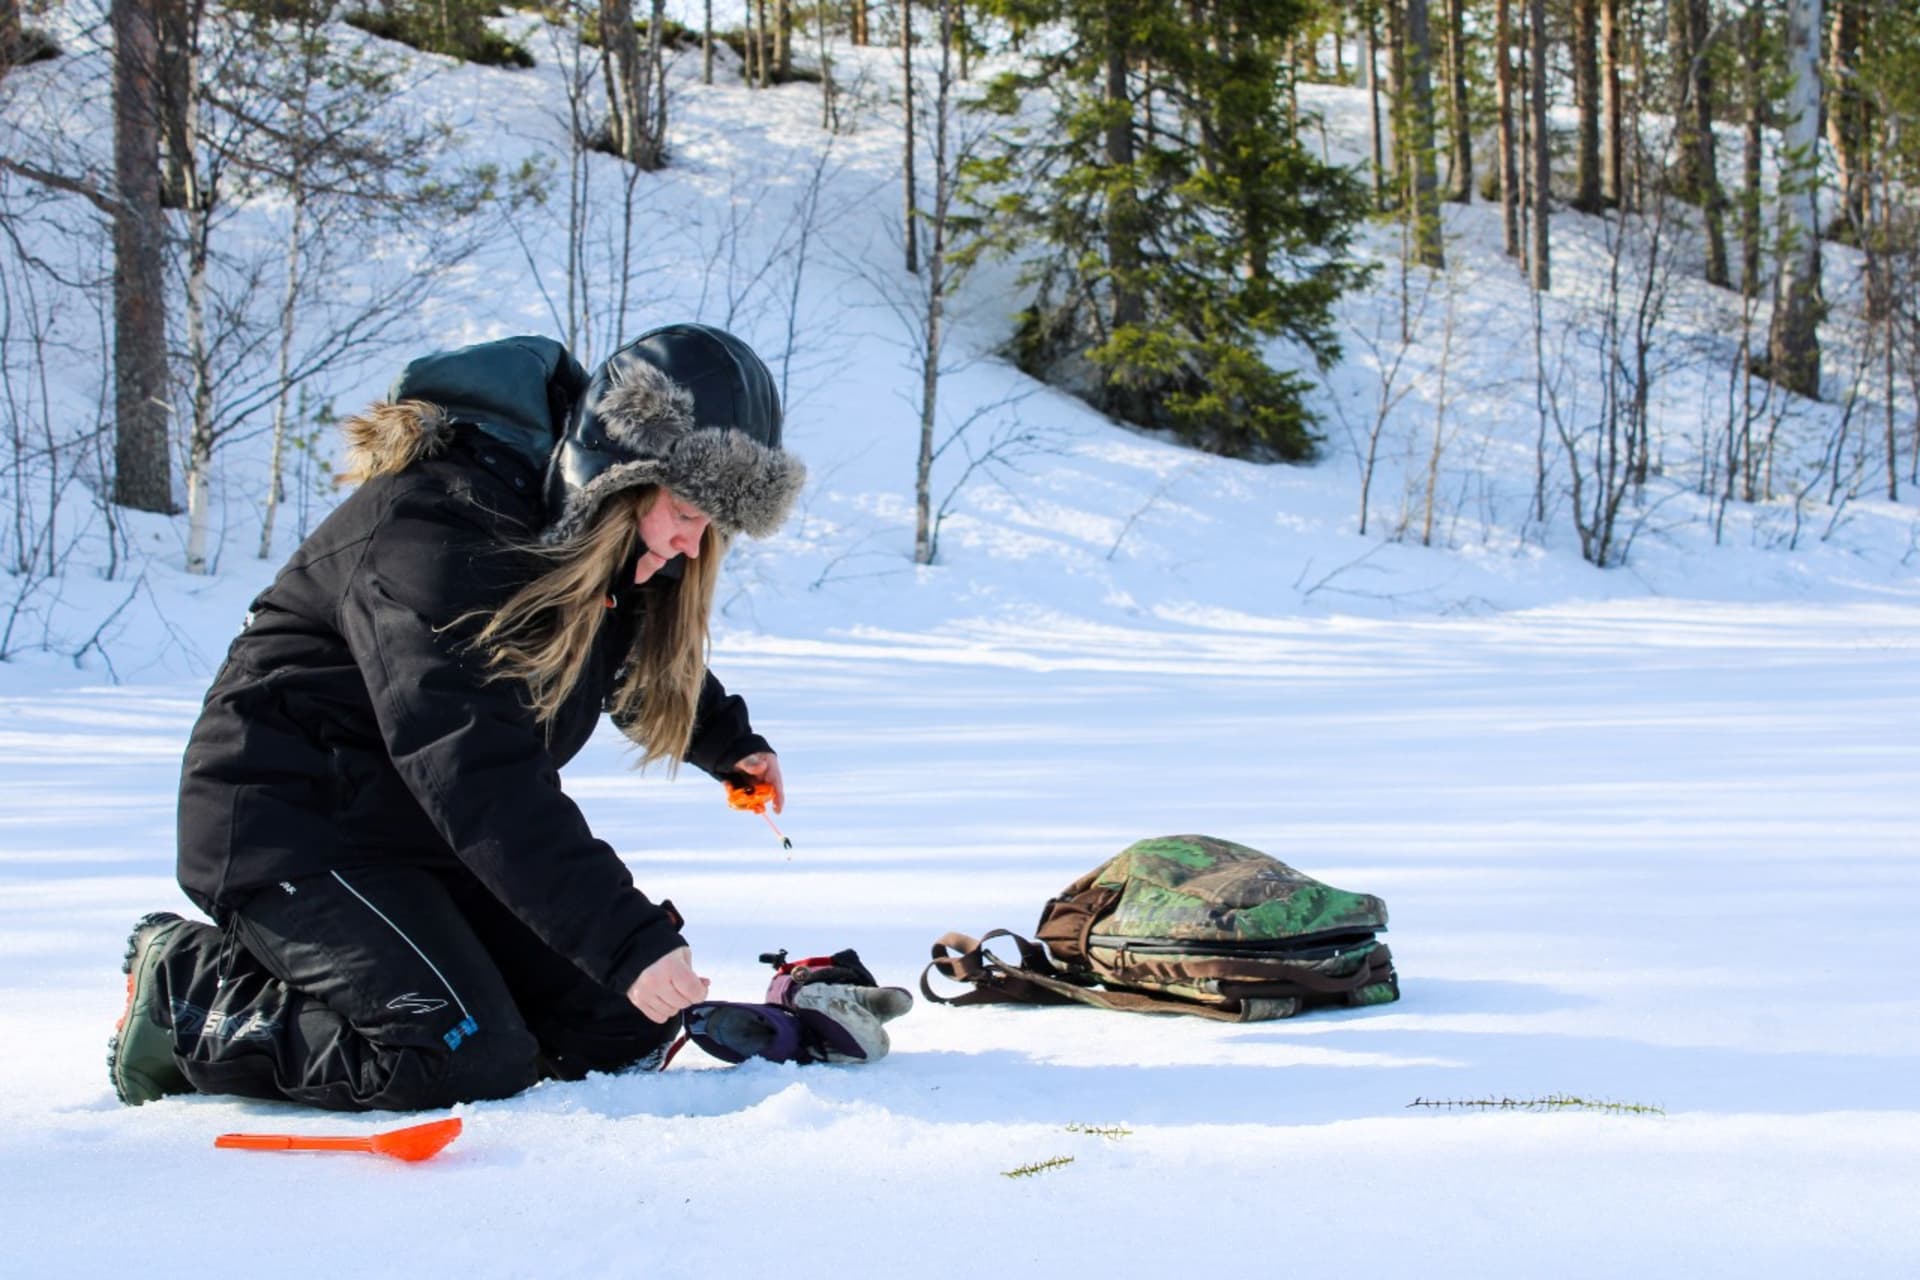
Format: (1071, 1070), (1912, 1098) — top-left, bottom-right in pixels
(965, 0), (1367, 460)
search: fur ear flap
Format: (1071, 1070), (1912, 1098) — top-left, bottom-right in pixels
(662, 431), (807, 538)
(337, 399), (451, 486)
(596, 360), (695, 454)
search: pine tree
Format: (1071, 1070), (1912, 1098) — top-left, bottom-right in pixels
(1825, 0), (1867, 241)
(1600, 0), (1625, 208)
(111, 0), (174, 513)
(1441, 0), (1471, 204)
(1527, 0), (1549, 289)
(1398, 0), (1446, 265)
(1571, 0), (1603, 212)
(967, 0), (1367, 459)
(1496, 0), (1520, 255)
(1669, 0), (1728, 285)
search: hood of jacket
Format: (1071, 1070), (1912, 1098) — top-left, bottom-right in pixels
(339, 335), (584, 488)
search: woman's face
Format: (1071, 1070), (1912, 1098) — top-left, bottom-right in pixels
(634, 488), (711, 584)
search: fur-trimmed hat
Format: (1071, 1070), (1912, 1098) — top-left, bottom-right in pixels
(544, 324), (804, 543)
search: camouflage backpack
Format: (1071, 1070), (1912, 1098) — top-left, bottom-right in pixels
(921, 835), (1400, 1022)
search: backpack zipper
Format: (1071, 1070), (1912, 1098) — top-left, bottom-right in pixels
(1087, 929), (1378, 961)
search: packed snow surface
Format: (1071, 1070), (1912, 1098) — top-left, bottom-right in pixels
(2, 7), (1917, 1276)
(4, 600), (1917, 1275)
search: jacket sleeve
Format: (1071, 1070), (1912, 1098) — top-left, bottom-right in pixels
(337, 484), (684, 995)
(683, 669), (772, 779)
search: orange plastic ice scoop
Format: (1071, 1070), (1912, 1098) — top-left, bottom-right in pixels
(214, 1116), (462, 1163)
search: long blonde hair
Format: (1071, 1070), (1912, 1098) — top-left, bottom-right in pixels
(472, 488), (724, 771)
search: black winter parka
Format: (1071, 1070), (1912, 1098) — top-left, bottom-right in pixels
(178, 376), (768, 996)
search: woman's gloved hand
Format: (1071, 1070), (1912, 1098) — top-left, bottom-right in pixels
(626, 945), (711, 1024)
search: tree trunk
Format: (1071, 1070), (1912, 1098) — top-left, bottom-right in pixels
(261, 28), (316, 563)
(1385, 0), (1405, 199)
(1571, 0), (1602, 211)
(1824, 0), (1867, 240)
(1600, 0), (1624, 208)
(853, 0), (868, 45)
(1496, 0), (1519, 256)
(775, 0), (791, 78)
(110, 0), (173, 514)
(182, 192), (215, 574)
(1404, 0), (1445, 266)
(1364, 2), (1385, 210)
(602, 0), (642, 160)
(1739, 0), (1762, 292)
(1527, 0), (1549, 290)
(1689, 0), (1727, 285)
(642, 0), (667, 167)
(756, 0), (770, 86)
(1, 0), (19, 69)
(1102, 0), (1147, 420)
(916, 0), (956, 565)
(902, 0), (917, 273)
(1667, 0), (1700, 193)
(817, 0), (834, 129)
(1670, 0), (1727, 285)
(1766, 0), (1823, 399)
(155, 0), (194, 211)
(956, 0), (970, 80)
(1443, 0), (1471, 202)
(703, 0), (713, 84)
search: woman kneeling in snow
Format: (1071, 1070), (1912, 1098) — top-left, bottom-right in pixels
(111, 324), (807, 1110)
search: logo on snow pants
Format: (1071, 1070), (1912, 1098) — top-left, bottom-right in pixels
(386, 992), (450, 1015)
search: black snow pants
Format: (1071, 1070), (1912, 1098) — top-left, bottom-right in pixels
(154, 864), (675, 1111)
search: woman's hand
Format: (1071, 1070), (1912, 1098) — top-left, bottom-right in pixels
(730, 751), (785, 814)
(625, 945), (710, 1024)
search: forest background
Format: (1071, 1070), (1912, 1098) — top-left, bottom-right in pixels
(1, 0), (1916, 627)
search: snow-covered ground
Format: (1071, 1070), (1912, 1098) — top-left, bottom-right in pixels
(5, 599), (1918, 1274)
(1, 8), (1917, 1277)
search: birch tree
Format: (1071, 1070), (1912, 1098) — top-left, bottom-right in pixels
(1766, 0), (1823, 399)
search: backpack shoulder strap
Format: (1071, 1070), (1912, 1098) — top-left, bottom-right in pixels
(920, 930), (1077, 1008)
(919, 930), (1262, 1022)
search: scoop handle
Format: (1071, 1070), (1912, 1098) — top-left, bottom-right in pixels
(215, 1133), (373, 1153)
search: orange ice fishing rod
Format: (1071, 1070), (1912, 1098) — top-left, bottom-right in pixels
(726, 778), (792, 851)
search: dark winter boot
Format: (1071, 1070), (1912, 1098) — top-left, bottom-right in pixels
(108, 912), (194, 1106)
